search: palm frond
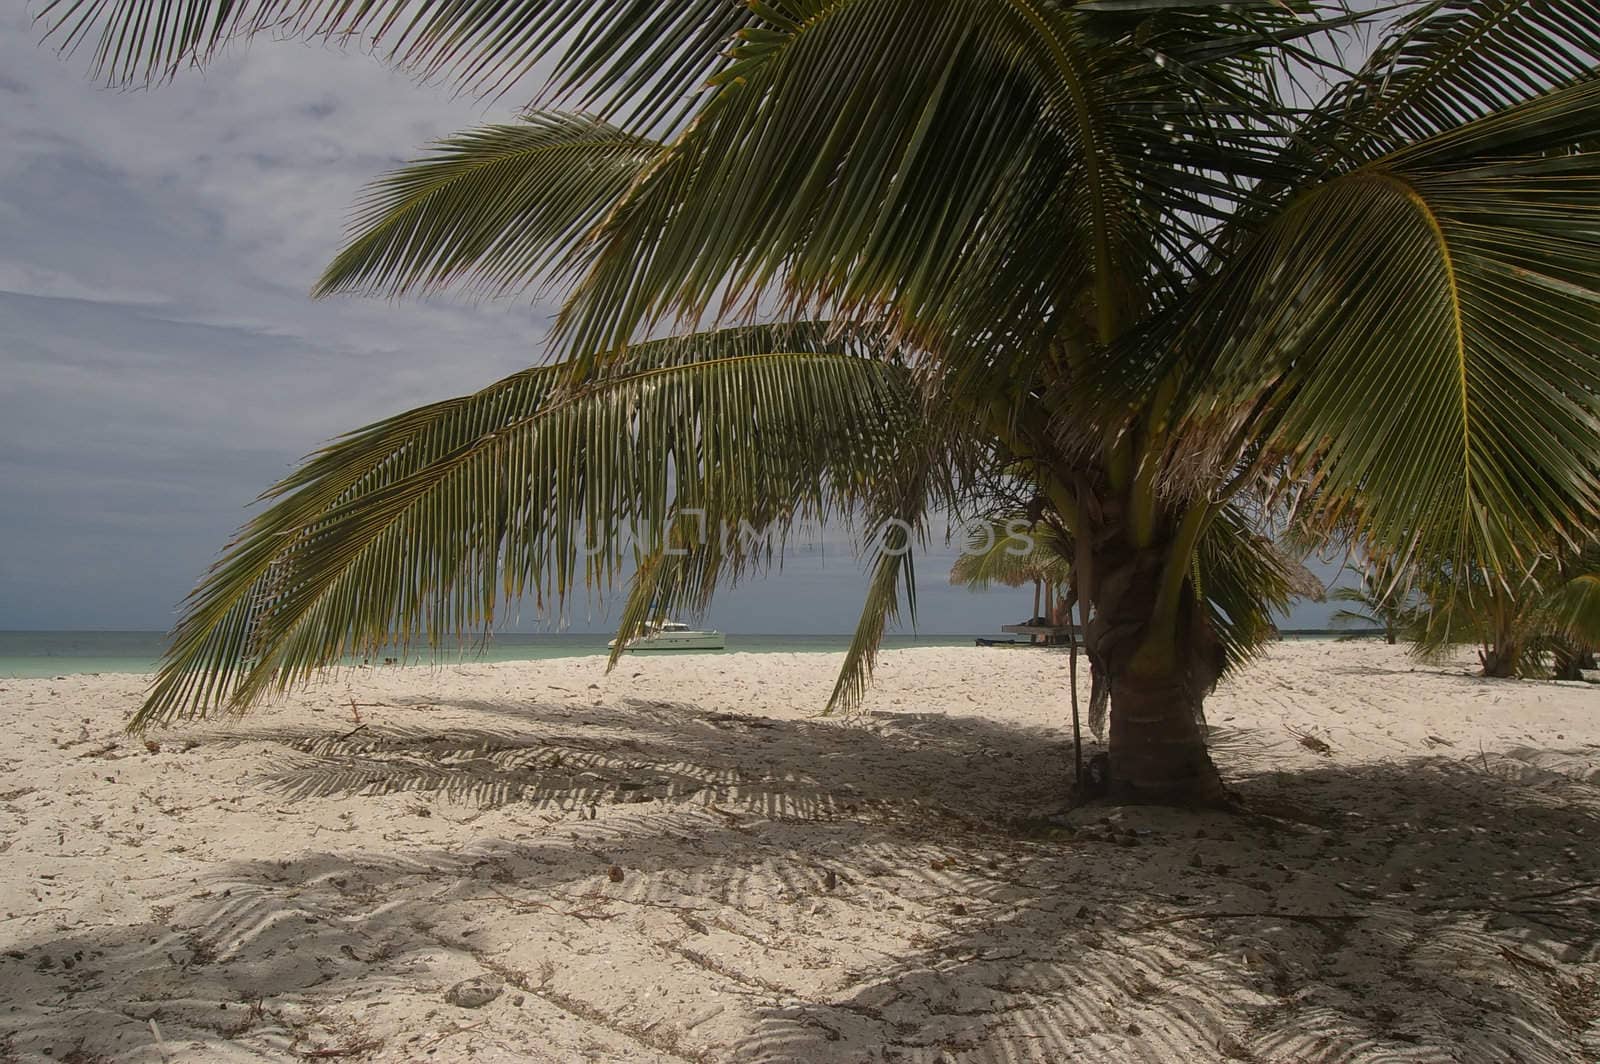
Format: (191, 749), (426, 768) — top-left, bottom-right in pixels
(1329, 605), (1382, 639)
(1196, 505), (1317, 671)
(135, 324), (927, 727)
(826, 509), (922, 715)
(1305, 0), (1600, 168)
(1177, 81), (1600, 574)
(1535, 570), (1600, 647)
(315, 113), (661, 301)
(608, 410), (975, 715)
(825, 437), (960, 714)
(1325, 552), (1416, 638)
(36, 0), (756, 125)
(553, 0), (1328, 370)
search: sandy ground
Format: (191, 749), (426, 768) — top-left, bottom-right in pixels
(1, 641), (1598, 1063)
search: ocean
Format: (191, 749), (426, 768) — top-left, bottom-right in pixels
(0, 630), (998, 679)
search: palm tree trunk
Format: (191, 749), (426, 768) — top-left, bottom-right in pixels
(1480, 641), (1520, 678)
(1478, 603), (1522, 678)
(1106, 662), (1224, 803)
(1553, 649), (1582, 681)
(1086, 540), (1227, 806)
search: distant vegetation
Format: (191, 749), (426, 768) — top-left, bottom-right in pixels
(1334, 547), (1600, 679)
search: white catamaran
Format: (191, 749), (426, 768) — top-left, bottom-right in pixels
(608, 620), (726, 651)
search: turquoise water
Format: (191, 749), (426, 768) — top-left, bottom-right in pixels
(0, 630), (996, 679)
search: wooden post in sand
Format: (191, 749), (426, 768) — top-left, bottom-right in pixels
(1032, 579), (1042, 644)
(1068, 590), (1083, 787)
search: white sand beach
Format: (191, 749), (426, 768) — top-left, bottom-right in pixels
(2, 641), (1597, 1062)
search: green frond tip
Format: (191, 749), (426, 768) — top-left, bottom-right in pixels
(1197, 506), (1321, 673)
(826, 520), (921, 717)
(1305, 0), (1600, 167)
(1179, 82), (1600, 574)
(1543, 573), (1600, 648)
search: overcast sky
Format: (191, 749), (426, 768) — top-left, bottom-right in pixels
(0, 11), (1346, 634)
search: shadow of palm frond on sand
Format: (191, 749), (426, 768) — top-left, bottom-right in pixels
(4, 697), (1598, 1063)
(257, 698), (1077, 830)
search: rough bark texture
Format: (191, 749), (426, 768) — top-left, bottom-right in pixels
(1105, 662), (1226, 804)
(1480, 642), (1521, 678)
(1086, 534), (1227, 806)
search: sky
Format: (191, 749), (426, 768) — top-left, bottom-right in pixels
(0, 10), (1348, 635)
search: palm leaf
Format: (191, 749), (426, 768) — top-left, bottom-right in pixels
(315, 112), (661, 300)
(824, 436), (960, 714)
(948, 518), (1073, 590)
(1305, 0), (1600, 167)
(135, 323), (927, 726)
(1176, 81), (1600, 575)
(610, 399), (976, 712)
(1329, 605), (1382, 637)
(1196, 505), (1319, 671)
(36, 0), (757, 126)
(552, 0), (1331, 369)
(1535, 570), (1600, 647)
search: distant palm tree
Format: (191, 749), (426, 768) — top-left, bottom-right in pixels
(38, 0), (1600, 803)
(1545, 567), (1600, 680)
(1331, 558), (1414, 645)
(948, 519), (1073, 609)
(1409, 547), (1600, 679)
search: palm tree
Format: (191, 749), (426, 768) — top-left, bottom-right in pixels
(37, 0), (1600, 804)
(947, 517), (1072, 628)
(1330, 556), (1414, 645)
(1544, 566), (1600, 680)
(1409, 546), (1600, 679)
